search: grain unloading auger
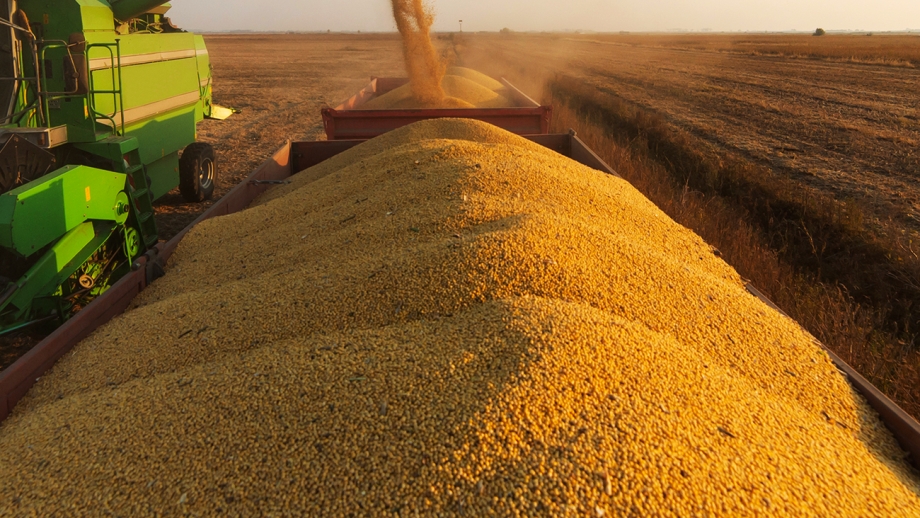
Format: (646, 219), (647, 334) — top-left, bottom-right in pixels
(0, 0), (232, 336)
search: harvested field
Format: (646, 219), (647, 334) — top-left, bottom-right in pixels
(573, 33), (920, 67)
(2, 119), (918, 515)
(462, 34), (920, 232)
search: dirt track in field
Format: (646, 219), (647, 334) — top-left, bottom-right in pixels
(154, 34), (407, 240)
(460, 35), (920, 237)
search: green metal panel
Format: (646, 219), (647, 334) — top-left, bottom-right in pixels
(20, 1), (81, 37)
(127, 104), (196, 168)
(0, 165), (126, 256)
(17, 1), (113, 36)
(88, 59), (200, 121)
(0, 0), (221, 335)
(109, 0), (169, 22)
(64, 32), (204, 136)
(195, 34), (214, 118)
(74, 135), (139, 163)
(4, 221), (94, 316)
(50, 99), (95, 143)
(6, 3), (213, 180)
(79, 1), (122, 31)
(83, 31), (202, 60)
(144, 151), (180, 200)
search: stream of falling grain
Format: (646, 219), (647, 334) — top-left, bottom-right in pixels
(391, 0), (445, 104)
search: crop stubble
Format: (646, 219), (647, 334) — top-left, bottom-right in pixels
(460, 34), (920, 237)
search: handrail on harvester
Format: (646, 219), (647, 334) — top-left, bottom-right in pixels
(85, 40), (126, 136)
(36, 40), (82, 126)
(31, 38), (127, 137)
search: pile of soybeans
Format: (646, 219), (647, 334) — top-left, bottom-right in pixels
(360, 67), (512, 110)
(1, 119), (918, 515)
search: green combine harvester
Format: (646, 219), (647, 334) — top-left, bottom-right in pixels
(0, 0), (229, 336)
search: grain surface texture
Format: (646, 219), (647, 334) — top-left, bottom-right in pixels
(1, 119), (918, 515)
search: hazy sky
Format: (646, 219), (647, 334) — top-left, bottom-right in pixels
(167, 1), (920, 33)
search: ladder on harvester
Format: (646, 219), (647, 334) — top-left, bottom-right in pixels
(125, 159), (158, 248)
(85, 41), (126, 137)
(84, 41), (158, 249)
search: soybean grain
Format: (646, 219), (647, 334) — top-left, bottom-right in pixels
(1, 119), (918, 516)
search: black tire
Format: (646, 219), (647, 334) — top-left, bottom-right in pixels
(179, 142), (216, 202)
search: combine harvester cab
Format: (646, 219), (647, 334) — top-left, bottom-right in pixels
(0, 0), (230, 335)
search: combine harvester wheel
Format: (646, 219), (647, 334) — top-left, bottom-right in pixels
(179, 143), (217, 202)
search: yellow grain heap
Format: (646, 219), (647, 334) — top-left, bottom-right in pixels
(446, 66), (506, 91)
(1, 119), (919, 515)
(360, 73), (511, 110)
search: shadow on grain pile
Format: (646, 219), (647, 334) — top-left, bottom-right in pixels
(1, 119), (918, 515)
